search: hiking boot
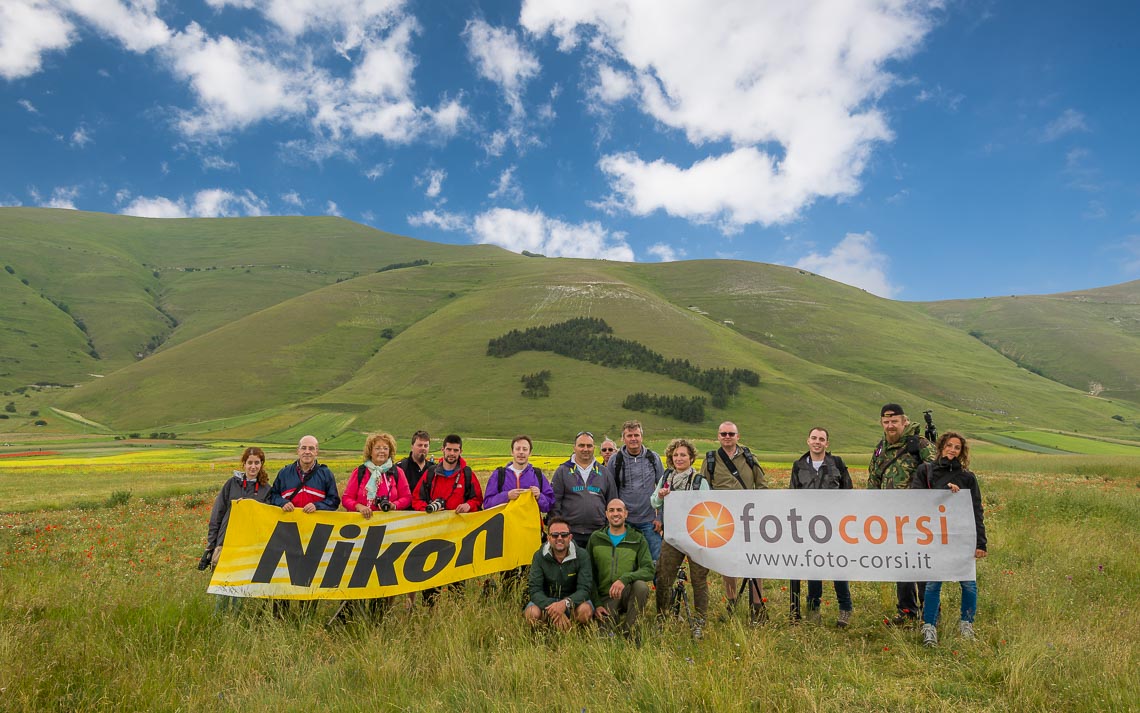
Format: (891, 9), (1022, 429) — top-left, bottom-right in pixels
(922, 623), (938, 648)
(836, 610), (852, 628)
(959, 620), (975, 640)
(749, 602), (768, 625)
(807, 608), (821, 624)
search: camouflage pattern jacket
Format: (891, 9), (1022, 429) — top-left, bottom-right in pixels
(867, 422), (936, 489)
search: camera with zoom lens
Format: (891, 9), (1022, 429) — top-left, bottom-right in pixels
(197, 548), (214, 571)
(375, 495), (392, 512)
(425, 498), (446, 513)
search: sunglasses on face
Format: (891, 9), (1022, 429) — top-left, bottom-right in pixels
(601, 447), (615, 452)
(719, 431), (737, 437)
(548, 532), (572, 539)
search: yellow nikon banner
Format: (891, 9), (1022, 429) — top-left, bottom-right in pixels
(208, 494), (542, 599)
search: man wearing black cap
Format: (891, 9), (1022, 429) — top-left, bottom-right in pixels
(868, 403), (936, 625)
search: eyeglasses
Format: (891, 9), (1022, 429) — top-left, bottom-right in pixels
(548, 532), (572, 539)
(600, 447), (615, 453)
(719, 431), (737, 437)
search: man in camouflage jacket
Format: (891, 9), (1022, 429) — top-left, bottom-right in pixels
(867, 403), (936, 624)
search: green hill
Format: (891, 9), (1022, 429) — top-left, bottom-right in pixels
(920, 282), (1140, 404)
(3, 208), (1139, 450)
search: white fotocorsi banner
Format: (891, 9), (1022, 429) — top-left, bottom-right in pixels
(663, 490), (977, 582)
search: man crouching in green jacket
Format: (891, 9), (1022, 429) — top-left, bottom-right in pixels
(525, 516), (595, 631)
(587, 499), (656, 640)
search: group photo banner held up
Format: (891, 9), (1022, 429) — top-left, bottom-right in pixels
(663, 490), (977, 582)
(208, 495), (542, 599)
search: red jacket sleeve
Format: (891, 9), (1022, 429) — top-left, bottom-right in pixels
(411, 470), (431, 511)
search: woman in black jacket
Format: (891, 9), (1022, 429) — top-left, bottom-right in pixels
(911, 431), (987, 647)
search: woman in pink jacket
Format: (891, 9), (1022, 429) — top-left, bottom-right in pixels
(342, 432), (412, 516)
(334, 432), (410, 624)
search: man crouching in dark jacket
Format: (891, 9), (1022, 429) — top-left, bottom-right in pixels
(789, 427), (854, 627)
(525, 516), (594, 631)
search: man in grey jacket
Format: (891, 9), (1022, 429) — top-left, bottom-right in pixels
(550, 431), (615, 549)
(603, 420), (665, 563)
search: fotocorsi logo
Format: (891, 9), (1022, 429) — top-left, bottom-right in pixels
(686, 501), (735, 548)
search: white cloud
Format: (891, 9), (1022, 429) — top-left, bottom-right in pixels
(201, 155), (237, 171)
(18, 98), (39, 114)
(193, 188), (267, 217)
(70, 125), (92, 147)
(407, 209), (469, 231)
(484, 130), (508, 157)
(915, 84), (964, 111)
(0, 0), (73, 80)
(206, 0), (404, 43)
(419, 168), (446, 199)
(60, 0), (171, 53)
(281, 190), (303, 207)
(463, 19), (540, 117)
(1041, 108), (1089, 142)
(120, 188), (267, 218)
(472, 207), (634, 261)
(591, 64), (634, 104)
(165, 23), (305, 137)
(159, 161), (170, 175)
(36, 185), (80, 210)
(489, 166), (523, 202)
(325, 200), (342, 217)
(648, 243), (683, 262)
(122, 195), (187, 218)
(793, 231), (898, 297)
(523, 0), (936, 229)
(113, 188), (131, 205)
(363, 162), (389, 180)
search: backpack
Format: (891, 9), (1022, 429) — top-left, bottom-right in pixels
(610, 449), (662, 490)
(420, 464), (476, 504)
(495, 465), (546, 494)
(705, 447), (761, 488)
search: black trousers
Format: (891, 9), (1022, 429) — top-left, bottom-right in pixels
(896, 581), (925, 617)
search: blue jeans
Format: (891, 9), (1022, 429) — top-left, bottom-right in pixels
(629, 521), (662, 563)
(790, 580), (852, 618)
(923, 580), (977, 625)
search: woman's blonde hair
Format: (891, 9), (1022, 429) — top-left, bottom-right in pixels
(363, 432), (398, 462)
(664, 437), (696, 470)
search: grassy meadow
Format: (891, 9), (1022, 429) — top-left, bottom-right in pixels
(1, 440), (1138, 712)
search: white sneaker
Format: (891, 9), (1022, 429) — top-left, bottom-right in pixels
(922, 623), (938, 647)
(959, 620), (975, 640)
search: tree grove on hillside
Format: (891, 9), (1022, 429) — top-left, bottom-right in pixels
(487, 317), (759, 407)
(622, 393), (706, 423)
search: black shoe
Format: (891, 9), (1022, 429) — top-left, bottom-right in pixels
(888, 613), (918, 627)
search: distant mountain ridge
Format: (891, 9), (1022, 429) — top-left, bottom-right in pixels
(2, 207), (1138, 449)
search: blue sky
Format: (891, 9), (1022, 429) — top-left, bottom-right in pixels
(2, 0), (1138, 301)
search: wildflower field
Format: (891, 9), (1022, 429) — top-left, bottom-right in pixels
(0, 441), (1137, 712)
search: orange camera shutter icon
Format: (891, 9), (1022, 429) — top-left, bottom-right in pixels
(686, 501), (735, 548)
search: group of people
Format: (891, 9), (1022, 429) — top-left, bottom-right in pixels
(203, 404), (987, 647)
